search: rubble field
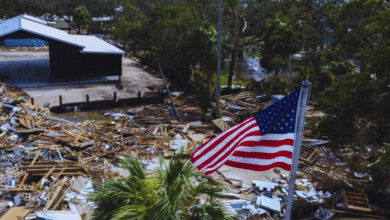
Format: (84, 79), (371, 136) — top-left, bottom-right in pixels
(0, 84), (387, 220)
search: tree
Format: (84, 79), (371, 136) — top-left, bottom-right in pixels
(224, 0), (247, 90)
(315, 0), (390, 148)
(19, 0), (63, 21)
(192, 25), (232, 109)
(260, 17), (303, 91)
(73, 5), (92, 34)
(90, 156), (232, 220)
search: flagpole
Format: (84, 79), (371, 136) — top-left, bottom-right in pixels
(284, 80), (312, 220)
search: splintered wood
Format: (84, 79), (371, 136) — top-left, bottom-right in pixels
(212, 119), (230, 132)
(343, 191), (372, 212)
(300, 145), (321, 164)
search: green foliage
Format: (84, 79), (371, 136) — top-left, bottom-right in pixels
(246, 76), (291, 95)
(73, 5), (92, 34)
(291, 198), (318, 220)
(347, 154), (363, 173)
(368, 147), (390, 190)
(90, 156), (233, 220)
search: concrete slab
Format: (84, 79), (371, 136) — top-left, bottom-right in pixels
(0, 52), (163, 107)
(258, 195), (281, 213)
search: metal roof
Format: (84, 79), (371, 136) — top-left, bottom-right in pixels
(0, 15), (125, 55)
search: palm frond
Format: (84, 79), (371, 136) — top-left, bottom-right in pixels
(119, 156), (146, 180)
(111, 205), (147, 220)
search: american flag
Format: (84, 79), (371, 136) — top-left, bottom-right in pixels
(191, 89), (301, 175)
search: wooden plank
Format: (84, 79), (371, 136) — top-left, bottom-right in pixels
(30, 172), (82, 177)
(18, 173), (29, 189)
(52, 177), (78, 210)
(30, 149), (41, 166)
(44, 177), (68, 210)
(343, 191), (372, 212)
(0, 207), (29, 220)
(37, 167), (56, 188)
(212, 119), (231, 132)
(0, 188), (34, 192)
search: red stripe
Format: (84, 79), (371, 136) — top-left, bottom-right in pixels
(204, 160), (292, 175)
(197, 129), (261, 171)
(232, 150), (293, 160)
(193, 119), (257, 164)
(191, 117), (255, 162)
(192, 117), (253, 155)
(239, 139), (294, 148)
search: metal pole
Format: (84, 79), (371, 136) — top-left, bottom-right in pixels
(215, 0), (222, 118)
(157, 62), (180, 121)
(284, 80), (312, 220)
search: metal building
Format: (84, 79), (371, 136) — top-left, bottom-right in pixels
(0, 15), (125, 82)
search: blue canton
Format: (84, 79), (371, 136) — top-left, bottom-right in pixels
(254, 89), (300, 135)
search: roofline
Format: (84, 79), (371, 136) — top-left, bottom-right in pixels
(0, 28), (20, 39)
(22, 29), (85, 49)
(80, 51), (125, 55)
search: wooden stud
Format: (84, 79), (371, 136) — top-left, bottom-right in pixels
(44, 176), (68, 210)
(18, 173), (29, 189)
(37, 167), (56, 188)
(86, 95), (89, 103)
(30, 149), (41, 166)
(59, 95), (62, 107)
(31, 98), (34, 105)
(114, 92), (117, 102)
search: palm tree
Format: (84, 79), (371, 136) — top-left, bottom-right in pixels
(193, 25), (232, 110)
(90, 156), (233, 220)
(73, 5), (92, 35)
(260, 18), (303, 91)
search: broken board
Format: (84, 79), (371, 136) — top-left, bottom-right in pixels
(1, 207), (29, 220)
(212, 119), (231, 132)
(343, 191), (372, 212)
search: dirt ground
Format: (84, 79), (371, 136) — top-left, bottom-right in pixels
(0, 51), (163, 107)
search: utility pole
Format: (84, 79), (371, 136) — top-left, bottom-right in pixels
(215, 0), (223, 118)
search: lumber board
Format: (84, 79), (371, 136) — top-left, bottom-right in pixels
(343, 191), (372, 212)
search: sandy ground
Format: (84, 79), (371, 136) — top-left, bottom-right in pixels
(0, 51), (163, 107)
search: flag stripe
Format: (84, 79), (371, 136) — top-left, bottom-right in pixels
(214, 161), (292, 175)
(192, 117), (255, 159)
(238, 138), (294, 148)
(235, 145), (293, 154)
(192, 118), (257, 166)
(203, 156), (292, 174)
(232, 150), (293, 160)
(198, 127), (260, 171)
(198, 129), (263, 172)
(191, 89), (301, 175)
(193, 124), (259, 169)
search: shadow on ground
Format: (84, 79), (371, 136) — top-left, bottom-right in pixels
(0, 58), (118, 88)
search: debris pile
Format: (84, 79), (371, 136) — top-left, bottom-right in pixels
(0, 84), (386, 219)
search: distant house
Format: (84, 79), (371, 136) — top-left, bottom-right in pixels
(0, 15), (125, 82)
(41, 15), (75, 31)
